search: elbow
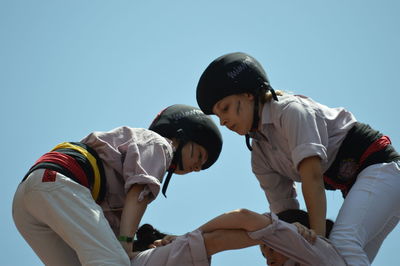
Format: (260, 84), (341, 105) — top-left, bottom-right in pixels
(229, 208), (253, 219)
(228, 208), (264, 231)
(226, 208), (252, 223)
(232, 208), (252, 214)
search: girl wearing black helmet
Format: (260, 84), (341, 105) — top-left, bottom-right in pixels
(196, 52), (400, 265)
(12, 104), (222, 266)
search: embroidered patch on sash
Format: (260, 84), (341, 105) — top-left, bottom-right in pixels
(42, 169), (57, 182)
(337, 158), (359, 182)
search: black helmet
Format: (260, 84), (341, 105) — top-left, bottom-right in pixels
(149, 104), (223, 196)
(196, 52), (272, 115)
(196, 52), (277, 152)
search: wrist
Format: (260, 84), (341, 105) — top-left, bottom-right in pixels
(118, 235), (134, 243)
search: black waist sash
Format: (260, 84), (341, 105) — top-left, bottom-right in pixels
(323, 122), (400, 197)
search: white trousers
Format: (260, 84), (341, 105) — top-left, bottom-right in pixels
(329, 161), (400, 266)
(12, 169), (130, 266)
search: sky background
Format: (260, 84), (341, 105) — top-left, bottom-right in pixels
(1, 1), (399, 265)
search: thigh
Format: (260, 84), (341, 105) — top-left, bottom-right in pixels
(331, 162), (400, 259)
(13, 177), (81, 266)
(363, 216), (399, 262)
(20, 170), (130, 266)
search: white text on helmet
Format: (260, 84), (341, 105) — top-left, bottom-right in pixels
(171, 109), (204, 121)
(226, 56), (252, 79)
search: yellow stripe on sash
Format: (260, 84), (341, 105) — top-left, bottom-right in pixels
(51, 142), (101, 201)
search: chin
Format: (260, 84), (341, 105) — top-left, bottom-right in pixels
(175, 169), (191, 175)
(235, 127), (249, 136)
(174, 170), (184, 175)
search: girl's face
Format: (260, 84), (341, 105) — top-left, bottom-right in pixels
(260, 244), (289, 265)
(175, 141), (208, 175)
(212, 93), (255, 135)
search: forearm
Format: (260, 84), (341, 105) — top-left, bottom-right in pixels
(299, 156), (326, 236)
(198, 209), (271, 233)
(120, 184), (149, 236)
(203, 229), (262, 256)
(302, 177), (326, 236)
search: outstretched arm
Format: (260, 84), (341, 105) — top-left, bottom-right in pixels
(198, 208), (272, 233)
(203, 229), (262, 256)
(153, 209), (272, 253)
(195, 209), (272, 256)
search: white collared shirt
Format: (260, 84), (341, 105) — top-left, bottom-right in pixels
(251, 94), (356, 213)
(249, 213), (347, 266)
(81, 126), (173, 233)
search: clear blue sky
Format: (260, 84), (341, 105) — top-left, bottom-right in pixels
(1, 1), (399, 265)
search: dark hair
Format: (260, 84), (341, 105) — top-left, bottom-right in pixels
(133, 224), (167, 252)
(277, 209), (334, 238)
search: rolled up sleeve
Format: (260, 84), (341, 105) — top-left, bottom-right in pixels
(291, 143), (327, 169)
(123, 137), (172, 202)
(280, 101), (329, 169)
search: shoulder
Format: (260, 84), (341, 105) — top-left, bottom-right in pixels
(108, 127), (173, 150)
(140, 128), (172, 147)
(262, 94), (311, 124)
(275, 94), (315, 114)
(136, 128), (174, 157)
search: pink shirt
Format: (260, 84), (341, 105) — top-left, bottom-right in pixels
(81, 126), (173, 233)
(251, 94), (356, 213)
(248, 213), (347, 266)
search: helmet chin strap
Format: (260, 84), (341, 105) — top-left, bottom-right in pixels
(245, 95), (259, 151)
(162, 129), (187, 197)
(270, 88), (278, 101)
(245, 85), (278, 151)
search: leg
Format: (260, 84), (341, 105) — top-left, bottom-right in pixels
(330, 162), (400, 266)
(363, 216), (399, 262)
(13, 181), (81, 266)
(13, 170), (131, 266)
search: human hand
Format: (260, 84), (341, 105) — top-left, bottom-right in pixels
(152, 235), (177, 248)
(293, 222), (317, 244)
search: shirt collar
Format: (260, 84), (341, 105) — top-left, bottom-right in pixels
(248, 102), (272, 140)
(260, 101), (272, 125)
